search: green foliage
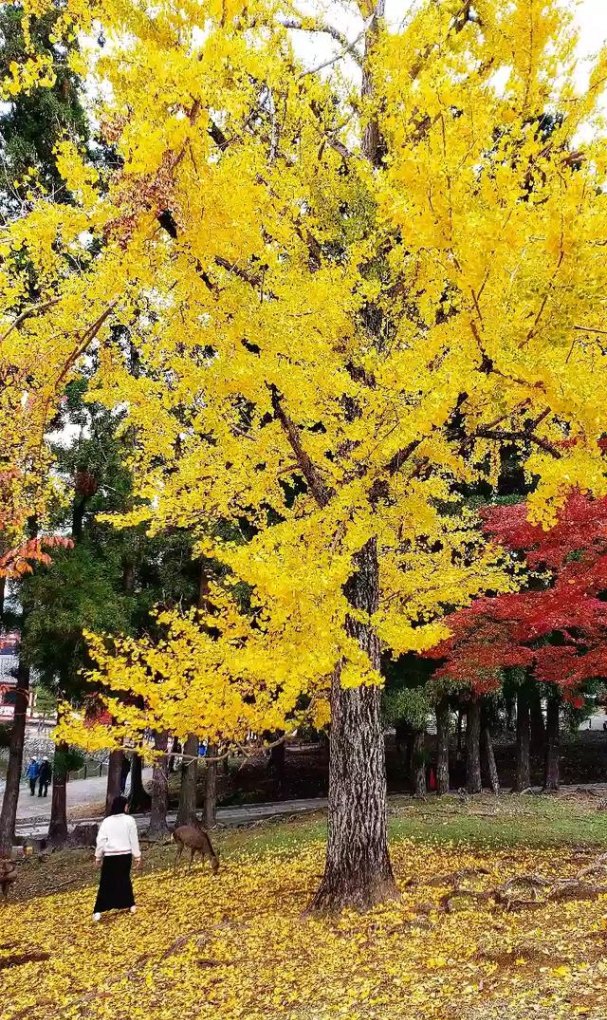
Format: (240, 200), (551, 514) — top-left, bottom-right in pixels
(20, 384), (201, 701)
(383, 686), (430, 731)
(0, 4), (88, 210)
(53, 745), (85, 779)
(22, 543), (133, 696)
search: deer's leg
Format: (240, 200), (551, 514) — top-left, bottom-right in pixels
(174, 841), (184, 871)
(189, 847), (196, 870)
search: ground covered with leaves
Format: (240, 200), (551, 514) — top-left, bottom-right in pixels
(2, 798), (607, 1020)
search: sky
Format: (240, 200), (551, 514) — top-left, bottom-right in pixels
(290, 1), (607, 87)
(577, 0), (607, 52)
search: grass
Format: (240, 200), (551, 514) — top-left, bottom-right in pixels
(9, 790), (607, 903)
(2, 791), (607, 1020)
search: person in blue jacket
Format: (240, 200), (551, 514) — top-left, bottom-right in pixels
(26, 758), (40, 796)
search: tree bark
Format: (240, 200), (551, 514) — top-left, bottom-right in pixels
(47, 740), (69, 846)
(128, 752), (150, 812)
(514, 686), (531, 792)
(310, 538), (398, 913)
(0, 661), (29, 854)
(481, 724), (499, 794)
(176, 733), (199, 826)
(411, 730), (426, 799)
(466, 697), (482, 794)
(147, 730), (169, 840)
(105, 749), (124, 815)
(456, 707), (464, 754)
(544, 694), (560, 791)
(505, 692), (515, 733)
(529, 687), (545, 751)
(435, 698), (450, 796)
(269, 738), (286, 799)
(204, 744), (218, 830)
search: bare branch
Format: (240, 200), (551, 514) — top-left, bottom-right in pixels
(473, 427), (562, 459)
(0, 297), (60, 345)
(299, 18), (373, 79)
(280, 17), (365, 67)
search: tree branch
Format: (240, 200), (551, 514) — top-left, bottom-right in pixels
(268, 385), (333, 507)
(0, 297), (60, 345)
(279, 17), (364, 67)
(473, 427), (562, 459)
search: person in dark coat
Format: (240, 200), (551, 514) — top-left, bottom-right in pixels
(93, 795), (142, 921)
(38, 757), (52, 797)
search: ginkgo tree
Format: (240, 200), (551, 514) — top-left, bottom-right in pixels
(4, 0), (607, 909)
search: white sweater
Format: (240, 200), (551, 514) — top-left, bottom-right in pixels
(95, 813), (141, 860)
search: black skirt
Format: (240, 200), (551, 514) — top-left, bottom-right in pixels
(94, 853), (135, 914)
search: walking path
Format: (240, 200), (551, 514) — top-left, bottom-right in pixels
(7, 756), (607, 840)
(15, 795), (329, 839)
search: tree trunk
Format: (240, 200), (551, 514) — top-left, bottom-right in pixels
(466, 697), (482, 794)
(481, 725), (499, 794)
(0, 661), (29, 854)
(505, 692), (515, 733)
(48, 741), (68, 846)
(176, 733), (199, 826)
(529, 687), (545, 751)
(105, 749), (124, 815)
(204, 744), (218, 830)
(128, 753), (150, 812)
(514, 686), (531, 792)
(456, 707), (464, 754)
(411, 730), (426, 799)
(435, 698), (450, 796)
(544, 695), (560, 792)
(310, 538), (398, 913)
(147, 730), (169, 840)
(269, 738), (286, 799)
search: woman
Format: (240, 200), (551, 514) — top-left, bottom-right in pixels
(93, 795), (142, 921)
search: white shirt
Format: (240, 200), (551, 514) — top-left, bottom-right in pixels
(95, 813), (141, 860)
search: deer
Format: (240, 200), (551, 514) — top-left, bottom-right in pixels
(0, 859), (17, 903)
(173, 821), (219, 874)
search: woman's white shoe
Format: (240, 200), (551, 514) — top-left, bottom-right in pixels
(93, 912), (101, 922)
(130, 905), (137, 914)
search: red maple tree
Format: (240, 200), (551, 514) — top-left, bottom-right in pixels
(429, 491), (607, 700)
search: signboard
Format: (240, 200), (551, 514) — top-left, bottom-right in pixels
(0, 633), (19, 657)
(0, 632), (19, 682)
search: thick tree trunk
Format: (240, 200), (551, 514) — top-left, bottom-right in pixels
(411, 730), (426, 799)
(128, 753), (150, 812)
(481, 725), (500, 794)
(466, 697), (482, 794)
(456, 707), (464, 754)
(530, 687), (545, 751)
(176, 733), (199, 826)
(505, 692), (515, 733)
(48, 741), (68, 846)
(105, 749), (124, 815)
(514, 686), (531, 792)
(204, 744), (218, 830)
(147, 730), (169, 840)
(544, 695), (560, 792)
(0, 661), (29, 854)
(310, 539), (398, 913)
(435, 698), (450, 796)
(269, 739), (286, 799)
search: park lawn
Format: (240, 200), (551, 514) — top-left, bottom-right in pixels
(1, 794), (607, 1020)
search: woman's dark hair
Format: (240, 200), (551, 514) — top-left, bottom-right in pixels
(109, 795), (128, 816)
